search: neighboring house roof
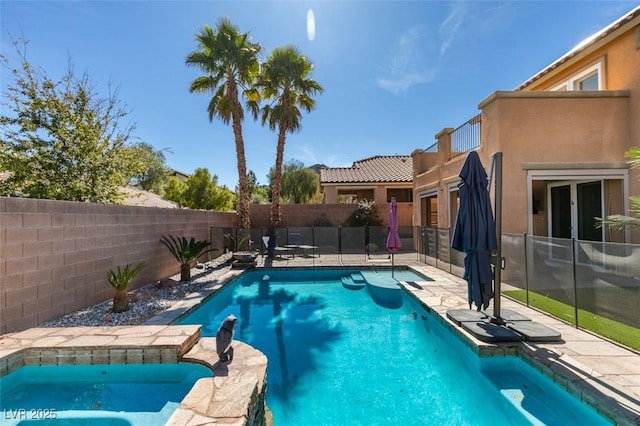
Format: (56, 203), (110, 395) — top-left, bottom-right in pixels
(170, 169), (190, 181)
(320, 155), (413, 184)
(120, 186), (180, 208)
(517, 5), (640, 90)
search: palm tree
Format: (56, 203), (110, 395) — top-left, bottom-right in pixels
(160, 235), (213, 281)
(255, 46), (323, 228)
(599, 147), (640, 229)
(105, 262), (146, 313)
(185, 18), (260, 230)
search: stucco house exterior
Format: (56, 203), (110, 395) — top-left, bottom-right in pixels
(320, 155), (413, 204)
(412, 5), (640, 244)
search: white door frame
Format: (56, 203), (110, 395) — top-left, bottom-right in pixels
(526, 169), (629, 241)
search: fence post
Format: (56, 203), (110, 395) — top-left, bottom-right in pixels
(571, 237), (579, 329)
(524, 233), (529, 306)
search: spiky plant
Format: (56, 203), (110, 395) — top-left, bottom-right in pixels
(160, 235), (212, 281)
(105, 262), (146, 313)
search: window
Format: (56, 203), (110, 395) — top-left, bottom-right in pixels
(338, 189), (374, 204)
(578, 72), (598, 90)
(420, 194), (438, 227)
(387, 188), (413, 202)
(551, 61), (603, 91)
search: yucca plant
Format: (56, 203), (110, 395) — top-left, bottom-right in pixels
(105, 262), (146, 313)
(160, 235), (212, 281)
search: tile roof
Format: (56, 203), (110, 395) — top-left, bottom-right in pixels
(320, 155), (413, 184)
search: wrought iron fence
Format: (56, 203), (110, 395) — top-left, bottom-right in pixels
(451, 113), (481, 155)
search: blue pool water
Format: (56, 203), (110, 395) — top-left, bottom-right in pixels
(176, 268), (612, 425)
(0, 363), (211, 425)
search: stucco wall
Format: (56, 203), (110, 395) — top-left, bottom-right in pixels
(0, 198), (237, 334)
(479, 91), (632, 235)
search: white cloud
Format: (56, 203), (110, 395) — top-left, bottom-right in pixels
(376, 25), (435, 96)
(439, 2), (467, 56)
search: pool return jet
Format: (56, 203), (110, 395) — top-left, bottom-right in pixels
(447, 152), (561, 343)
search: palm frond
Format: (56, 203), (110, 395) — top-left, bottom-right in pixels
(160, 235), (212, 265)
(105, 262), (146, 291)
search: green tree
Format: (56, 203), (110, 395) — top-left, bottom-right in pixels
(0, 39), (139, 202)
(268, 159), (319, 204)
(254, 45), (323, 227)
(182, 167), (235, 211)
(247, 170), (258, 195)
(163, 176), (186, 206)
(599, 147), (640, 228)
(128, 142), (170, 194)
(185, 18), (260, 229)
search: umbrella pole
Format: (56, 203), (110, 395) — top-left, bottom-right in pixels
(492, 152), (504, 324)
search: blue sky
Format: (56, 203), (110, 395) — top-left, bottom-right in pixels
(1, 1), (637, 189)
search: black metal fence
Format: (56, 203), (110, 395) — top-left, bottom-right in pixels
(416, 227), (640, 335)
(212, 226), (417, 261)
(451, 113), (481, 156)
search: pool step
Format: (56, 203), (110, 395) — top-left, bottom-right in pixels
(351, 273), (365, 282)
(341, 276), (365, 290)
(360, 272), (402, 309)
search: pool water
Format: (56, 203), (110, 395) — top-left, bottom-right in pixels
(0, 363), (211, 425)
(176, 268), (612, 426)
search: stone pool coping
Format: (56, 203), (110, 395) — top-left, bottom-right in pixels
(0, 325), (268, 425)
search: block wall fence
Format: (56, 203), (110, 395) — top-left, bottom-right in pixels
(0, 198), (237, 335)
(0, 198), (412, 335)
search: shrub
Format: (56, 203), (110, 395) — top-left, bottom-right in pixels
(160, 235), (213, 281)
(105, 262), (146, 313)
(344, 200), (383, 226)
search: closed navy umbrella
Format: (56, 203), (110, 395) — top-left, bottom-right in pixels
(451, 151), (497, 311)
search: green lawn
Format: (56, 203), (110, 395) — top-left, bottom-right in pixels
(503, 289), (640, 352)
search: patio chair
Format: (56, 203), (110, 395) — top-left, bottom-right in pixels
(290, 232), (320, 257)
(261, 236), (293, 259)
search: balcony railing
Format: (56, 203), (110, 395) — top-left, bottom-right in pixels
(451, 113), (481, 156)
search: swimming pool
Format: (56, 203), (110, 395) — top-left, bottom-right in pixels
(176, 267), (612, 425)
(0, 363), (211, 425)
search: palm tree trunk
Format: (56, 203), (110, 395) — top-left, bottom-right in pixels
(229, 80), (251, 230)
(112, 290), (129, 313)
(270, 125), (287, 228)
(180, 263), (191, 282)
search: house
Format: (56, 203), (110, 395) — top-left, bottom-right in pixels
(320, 155), (413, 204)
(169, 169), (190, 182)
(412, 5), (640, 244)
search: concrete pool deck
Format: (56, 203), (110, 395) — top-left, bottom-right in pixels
(0, 253), (639, 425)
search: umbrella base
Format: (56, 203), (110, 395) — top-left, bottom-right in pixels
(447, 308), (562, 343)
(507, 321), (562, 342)
(461, 321), (522, 343)
(446, 309), (488, 325)
(485, 308), (531, 322)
